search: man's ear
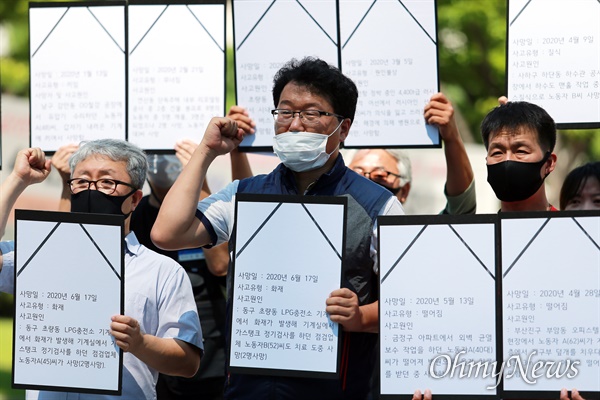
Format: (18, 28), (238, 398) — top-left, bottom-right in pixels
(544, 153), (557, 176)
(398, 182), (411, 204)
(338, 118), (352, 142)
(130, 189), (144, 211)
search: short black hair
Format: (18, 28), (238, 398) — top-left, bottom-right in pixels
(272, 57), (358, 122)
(559, 161), (600, 210)
(480, 101), (556, 152)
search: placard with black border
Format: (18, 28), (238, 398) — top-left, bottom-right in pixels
(340, 0), (441, 148)
(378, 214), (499, 399)
(498, 210), (600, 399)
(233, 0), (441, 150)
(228, 193), (346, 378)
(12, 210), (125, 395)
(29, 1), (127, 153)
(506, 0), (600, 129)
(127, 0), (226, 152)
(29, 0), (227, 153)
(233, 0), (340, 151)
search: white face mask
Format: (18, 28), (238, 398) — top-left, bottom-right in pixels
(272, 121), (343, 172)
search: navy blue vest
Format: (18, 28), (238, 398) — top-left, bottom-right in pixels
(225, 155), (393, 400)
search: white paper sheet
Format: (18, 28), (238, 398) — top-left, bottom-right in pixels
(340, 0), (440, 147)
(13, 211), (124, 394)
(501, 214), (600, 394)
(229, 195), (346, 377)
(507, 0), (600, 128)
(379, 216), (497, 397)
(128, 2), (225, 150)
(234, 0), (339, 149)
(29, 4), (126, 151)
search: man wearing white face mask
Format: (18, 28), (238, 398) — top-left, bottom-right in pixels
(152, 57), (405, 400)
(271, 111), (344, 172)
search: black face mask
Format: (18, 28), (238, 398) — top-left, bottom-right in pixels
(487, 152), (551, 202)
(372, 180), (401, 195)
(71, 189), (136, 217)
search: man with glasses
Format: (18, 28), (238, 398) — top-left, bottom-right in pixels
(349, 150), (412, 203)
(349, 92), (476, 215)
(153, 57), (405, 399)
(28, 139), (204, 400)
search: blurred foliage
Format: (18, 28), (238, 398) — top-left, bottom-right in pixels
(560, 128), (600, 168)
(0, 0), (598, 162)
(0, 0), (29, 96)
(0, 293), (12, 317)
(226, 47), (236, 110)
(437, 0), (507, 139)
(0, 57), (28, 95)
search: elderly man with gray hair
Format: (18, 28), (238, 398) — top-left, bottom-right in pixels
(349, 148), (413, 204)
(28, 138), (203, 400)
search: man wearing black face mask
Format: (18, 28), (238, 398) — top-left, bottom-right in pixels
(481, 101), (558, 212)
(38, 139), (205, 400)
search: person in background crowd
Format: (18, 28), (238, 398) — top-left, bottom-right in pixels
(559, 161), (600, 210)
(134, 147), (229, 400)
(350, 148), (413, 203)
(349, 92), (475, 215)
(132, 107), (254, 400)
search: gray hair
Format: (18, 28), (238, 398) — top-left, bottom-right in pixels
(69, 139), (148, 189)
(384, 149), (412, 187)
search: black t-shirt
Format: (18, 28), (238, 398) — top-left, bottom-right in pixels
(131, 195), (226, 379)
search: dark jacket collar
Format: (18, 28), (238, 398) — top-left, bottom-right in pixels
(277, 154), (347, 195)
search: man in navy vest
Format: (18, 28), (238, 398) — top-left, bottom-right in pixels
(152, 57), (404, 399)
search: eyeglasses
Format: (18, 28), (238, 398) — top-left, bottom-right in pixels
(352, 167), (402, 180)
(67, 178), (137, 195)
(271, 109), (345, 127)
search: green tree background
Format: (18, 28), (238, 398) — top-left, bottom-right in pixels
(0, 0), (29, 95)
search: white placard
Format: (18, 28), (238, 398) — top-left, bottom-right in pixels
(233, 0), (339, 149)
(501, 213), (600, 395)
(29, 4), (126, 151)
(340, 0), (440, 147)
(13, 211), (124, 394)
(379, 215), (497, 397)
(229, 195), (346, 377)
(507, 0), (600, 128)
(128, 2), (225, 150)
